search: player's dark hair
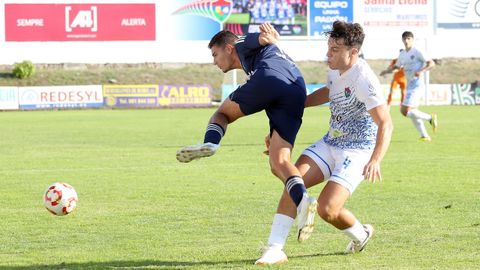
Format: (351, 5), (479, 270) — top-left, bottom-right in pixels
(325, 20), (365, 49)
(402, 31), (414, 39)
(208, 30), (239, 49)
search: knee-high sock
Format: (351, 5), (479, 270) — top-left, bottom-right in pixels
(285, 176), (307, 207)
(408, 109), (432, 121)
(342, 220), (368, 243)
(203, 123), (225, 144)
(267, 214), (294, 249)
(407, 110), (429, 137)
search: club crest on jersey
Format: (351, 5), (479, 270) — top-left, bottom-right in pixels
(344, 87), (351, 98)
(172, 0), (233, 23)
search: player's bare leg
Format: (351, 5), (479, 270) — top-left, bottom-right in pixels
(268, 132), (317, 242)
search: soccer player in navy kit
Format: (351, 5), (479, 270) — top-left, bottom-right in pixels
(177, 22), (318, 242)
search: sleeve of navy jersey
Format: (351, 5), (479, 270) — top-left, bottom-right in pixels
(235, 33), (261, 74)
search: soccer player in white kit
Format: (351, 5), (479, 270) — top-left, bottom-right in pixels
(385, 31), (437, 141)
(255, 21), (394, 265)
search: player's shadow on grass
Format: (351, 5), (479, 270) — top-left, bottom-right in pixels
(164, 142), (312, 149)
(0, 252), (346, 270)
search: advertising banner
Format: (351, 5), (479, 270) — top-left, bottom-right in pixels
(451, 83), (476, 105)
(104, 85), (159, 108)
(18, 85), (103, 110)
(436, 0), (480, 29)
(160, 0), (227, 40)
(223, 0), (308, 37)
(381, 84), (402, 106)
(5, 4), (155, 41)
(428, 84), (452, 105)
(306, 83), (325, 95)
(309, 0), (353, 37)
(104, 84), (212, 107)
(474, 81), (480, 105)
(0, 87), (19, 110)
(354, 0), (433, 37)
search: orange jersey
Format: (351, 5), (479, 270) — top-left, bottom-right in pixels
(390, 59), (406, 83)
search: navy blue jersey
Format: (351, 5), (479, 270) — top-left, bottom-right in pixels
(234, 33), (306, 89)
(229, 33), (306, 146)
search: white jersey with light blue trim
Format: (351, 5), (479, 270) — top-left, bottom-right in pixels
(323, 59), (385, 150)
(397, 47), (429, 81)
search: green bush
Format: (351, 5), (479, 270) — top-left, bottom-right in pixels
(12, 60), (36, 79)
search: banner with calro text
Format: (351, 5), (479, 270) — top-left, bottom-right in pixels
(103, 84), (213, 108)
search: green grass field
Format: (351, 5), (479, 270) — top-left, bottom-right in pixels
(0, 106), (479, 269)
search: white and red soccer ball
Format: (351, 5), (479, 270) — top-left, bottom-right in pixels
(44, 182), (78, 216)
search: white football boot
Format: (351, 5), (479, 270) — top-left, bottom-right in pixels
(176, 143), (219, 163)
(255, 246), (288, 265)
(346, 224), (374, 253)
(297, 195), (318, 242)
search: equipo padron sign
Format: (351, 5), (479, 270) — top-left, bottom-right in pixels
(5, 3), (155, 41)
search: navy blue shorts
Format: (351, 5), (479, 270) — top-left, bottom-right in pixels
(229, 68), (306, 146)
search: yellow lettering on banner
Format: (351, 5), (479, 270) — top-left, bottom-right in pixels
(160, 85), (211, 99)
(158, 98), (171, 106)
(169, 87), (179, 98)
(199, 86), (210, 97)
(188, 87), (198, 97)
(170, 97), (211, 104)
(104, 85), (158, 96)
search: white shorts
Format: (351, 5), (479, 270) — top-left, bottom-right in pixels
(402, 77), (424, 107)
(301, 139), (374, 194)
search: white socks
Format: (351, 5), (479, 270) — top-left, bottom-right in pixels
(407, 109), (431, 121)
(268, 214), (369, 247)
(267, 214), (294, 249)
(407, 109), (431, 137)
(342, 220), (367, 243)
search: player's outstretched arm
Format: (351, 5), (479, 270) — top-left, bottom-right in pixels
(380, 59), (401, 76)
(259, 22), (279, 45)
(305, 87), (329, 107)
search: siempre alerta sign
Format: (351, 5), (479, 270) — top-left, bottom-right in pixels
(5, 4), (156, 41)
